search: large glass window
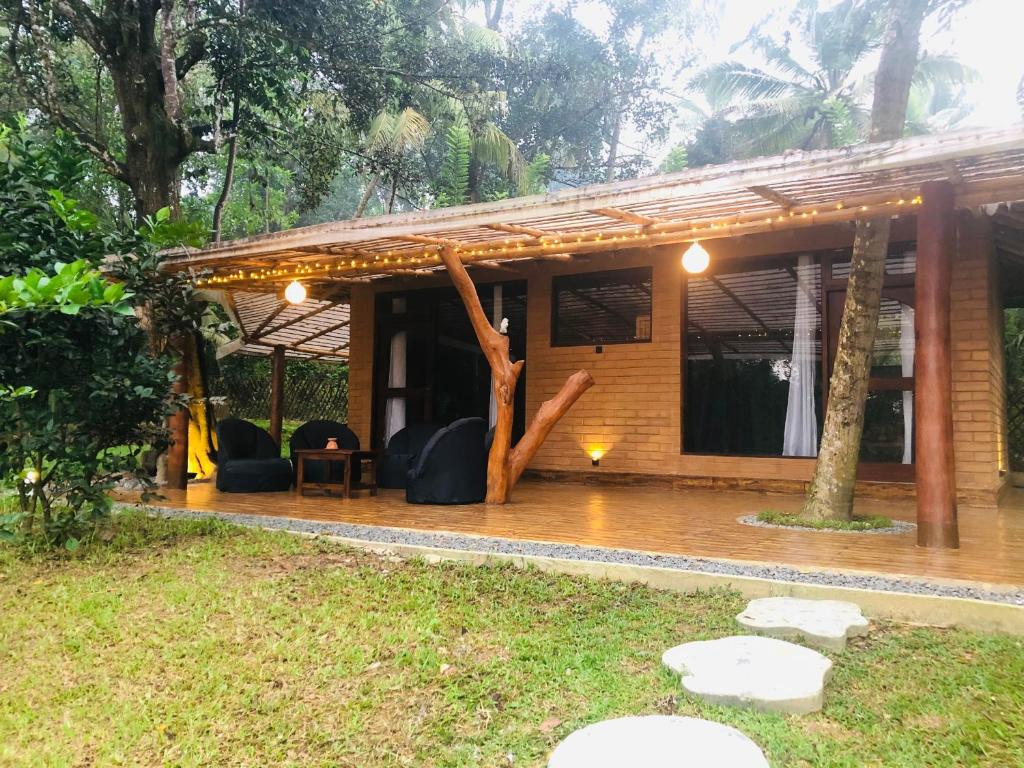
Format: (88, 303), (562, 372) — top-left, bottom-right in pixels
(684, 255), (823, 456)
(552, 267), (652, 346)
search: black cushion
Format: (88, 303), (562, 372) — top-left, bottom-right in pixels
(406, 417), (487, 505)
(289, 420), (360, 484)
(215, 418), (292, 492)
(378, 422), (445, 489)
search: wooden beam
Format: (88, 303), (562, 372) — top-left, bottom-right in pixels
(257, 302), (337, 339)
(748, 184), (799, 210)
(591, 207), (663, 225)
(251, 301), (289, 337)
(915, 180), (959, 549)
(294, 320), (350, 346)
(486, 222), (548, 238)
(396, 234), (467, 248)
(268, 345), (286, 447)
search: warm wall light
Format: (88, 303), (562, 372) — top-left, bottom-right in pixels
(682, 241), (710, 274)
(284, 280), (307, 304)
(588, 448), (604, 467)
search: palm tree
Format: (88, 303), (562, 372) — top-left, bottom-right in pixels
(690, 0), (972, 159)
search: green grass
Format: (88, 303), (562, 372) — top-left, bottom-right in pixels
(757, 509), (895, 531)
(1, 512), (1021, 767)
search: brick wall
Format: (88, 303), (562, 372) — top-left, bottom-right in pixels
(346, 220), (1008, 504)
(346, 284), (375, 448)
(950, 213), (1008, 506)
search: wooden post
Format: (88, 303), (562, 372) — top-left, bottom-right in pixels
(269, 344), (286, 447)
(166, 334), (190, 490)
(915, 180), (959, 548)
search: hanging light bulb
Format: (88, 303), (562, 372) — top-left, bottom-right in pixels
(682, 241), (710, 274)
(284, 280), (307, 304)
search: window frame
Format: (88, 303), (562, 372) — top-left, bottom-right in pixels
(679, 243), (916, 480)
(550, 266), (654, 348)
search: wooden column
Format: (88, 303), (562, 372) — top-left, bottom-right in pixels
(269, 345), (286, 446)
(915, 180), (959, 548)
(165, 335), (190, 490)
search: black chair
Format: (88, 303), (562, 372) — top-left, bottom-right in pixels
(378, 422), (445, 489)
(289, 420), (360, 485)
(214, 418), (293, 493)
(406, 417), (487, 505)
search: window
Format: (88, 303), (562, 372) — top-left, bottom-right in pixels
(552, 267), (653, 346)
(684, 255), (823, 457)
(683, 246), (917, 471)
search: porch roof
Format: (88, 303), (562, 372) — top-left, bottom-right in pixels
(169, 124), (1024, 292)
(181, 124), (1024, 361)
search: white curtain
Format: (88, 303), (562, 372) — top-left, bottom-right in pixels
(901, 305), (915, 464)
(384, 297), (407, 445)
(488, 284), (503, 428)
(783, 255), (818, 457)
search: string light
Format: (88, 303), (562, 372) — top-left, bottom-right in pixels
(193, 197), (924, 288)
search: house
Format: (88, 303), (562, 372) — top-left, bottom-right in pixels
(165, 125), (1024, 551)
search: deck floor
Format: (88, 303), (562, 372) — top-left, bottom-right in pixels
(137, 480), (1024, 589)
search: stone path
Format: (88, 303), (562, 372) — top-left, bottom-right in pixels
(547, 716), (769, 768)
(736, 596), (870, 651)
(662, 635), (832, 715)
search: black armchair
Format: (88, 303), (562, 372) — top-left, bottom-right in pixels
(378, 422), (444, 489)
(289, 420), (360, 485)
(214, 418), (293, 493)
(406, 417), (487, 505)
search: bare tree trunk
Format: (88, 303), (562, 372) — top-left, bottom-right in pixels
(484, 0), (504, 30)
(605, 109), (621, 183)
(354, 174), (379, 218)
(801, 0), (929, 522)
(211, 106), (239, 243)
(438, 248), (594, 502)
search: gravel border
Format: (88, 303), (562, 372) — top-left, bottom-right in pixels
(124, 503), (1024, 607)
(737, 514), (917, 536)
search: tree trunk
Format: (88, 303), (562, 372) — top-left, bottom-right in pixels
(605, 109), (621, 183)
(354, 174), (379, 218)
(800, 0), (929, 522)
(212, 132), (239, 243)
(438, 248), (594, 502)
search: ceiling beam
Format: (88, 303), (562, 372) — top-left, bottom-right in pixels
(591, 207), (663, 225)
(486, 222), (549, 238)
(748, 184), (799, 210)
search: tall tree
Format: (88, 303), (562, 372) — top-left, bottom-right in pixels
(690, 0), (971, 159)
(801, 0), (964, 522)
(2, 0), (402, 220)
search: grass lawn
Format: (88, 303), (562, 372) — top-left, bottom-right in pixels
(756, 509), (896, 531)
(1, 512), (1021, 767)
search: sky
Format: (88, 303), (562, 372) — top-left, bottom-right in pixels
(471, 0), (1024, 164)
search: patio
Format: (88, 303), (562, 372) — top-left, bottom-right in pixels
(136, 480), (1024, 590)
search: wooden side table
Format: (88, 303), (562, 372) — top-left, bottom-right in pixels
(294, 448), (378, 498)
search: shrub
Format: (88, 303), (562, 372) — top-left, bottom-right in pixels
(0, 122), (184, 549)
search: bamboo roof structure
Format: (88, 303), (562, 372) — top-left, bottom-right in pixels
(172, 124), (1024, 361)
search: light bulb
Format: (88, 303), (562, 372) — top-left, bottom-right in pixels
(284, 280), (307, 304)
(682, 242), (710, 274)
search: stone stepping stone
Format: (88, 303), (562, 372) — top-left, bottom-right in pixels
(663, 636), (831, 715)
(737, 597), (869, 651)
(548, 715), (769, 768)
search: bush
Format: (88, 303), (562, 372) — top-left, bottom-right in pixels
(0, 123), (181, 548)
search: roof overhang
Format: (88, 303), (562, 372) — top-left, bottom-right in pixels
(165, 124), (1024, 294)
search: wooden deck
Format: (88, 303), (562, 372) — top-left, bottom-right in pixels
(136, 480), (1024, 589)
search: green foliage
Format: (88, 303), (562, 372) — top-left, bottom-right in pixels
(437, 115), (472, 207)
(0, 125), (178, 549)
(658, 145), (688, 173)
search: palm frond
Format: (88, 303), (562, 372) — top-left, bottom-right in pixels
(912, 53), (977, 90)
(691, 62), (804, 111)
(365, 107), (431, 156)
(472, 122), (526, 189)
